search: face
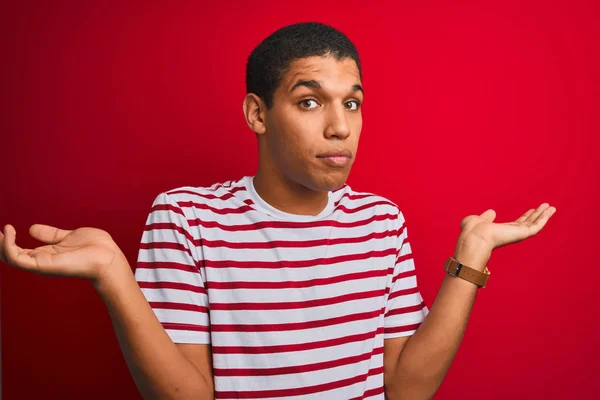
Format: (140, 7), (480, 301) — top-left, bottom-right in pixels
(258, 55), (364, 192)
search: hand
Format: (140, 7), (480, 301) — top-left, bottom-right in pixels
(0, 223), (129, 287)
(457, 203), (557, 259)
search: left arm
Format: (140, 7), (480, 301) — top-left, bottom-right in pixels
(384, 203), (556, 400)
(384, 237), (489, 400)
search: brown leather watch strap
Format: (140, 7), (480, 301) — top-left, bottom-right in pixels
(444, 257), (490, 288)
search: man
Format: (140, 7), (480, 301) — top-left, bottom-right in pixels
(0, 22), (556, 399)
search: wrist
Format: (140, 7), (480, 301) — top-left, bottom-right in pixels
(454, 235), (492, 272)
(92, 253), (134, 299)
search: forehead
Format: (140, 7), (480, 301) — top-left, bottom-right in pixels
(280, 56), (361, 91)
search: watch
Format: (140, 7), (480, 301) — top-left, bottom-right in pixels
(444, 256), (490, 288)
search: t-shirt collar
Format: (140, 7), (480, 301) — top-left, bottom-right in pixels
(244, 175), (334, 222)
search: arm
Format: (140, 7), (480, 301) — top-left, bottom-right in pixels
(95, 265), (214, 400)
(384, 204), (556, 399)
(383, 239), (486, 400)
(0, 220), (215, 400)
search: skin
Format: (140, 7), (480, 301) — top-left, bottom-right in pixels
(243, 54), (364, 215)
(0, 53), (557, 399)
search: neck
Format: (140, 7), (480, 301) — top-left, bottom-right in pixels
(253, 168), (330, 216)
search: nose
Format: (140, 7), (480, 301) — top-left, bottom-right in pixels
(324, 104), (351, 140)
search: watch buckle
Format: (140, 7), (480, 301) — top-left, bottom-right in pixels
(450, 261), (463, 277)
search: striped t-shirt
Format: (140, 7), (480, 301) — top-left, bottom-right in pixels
(135, 175), (429, 399)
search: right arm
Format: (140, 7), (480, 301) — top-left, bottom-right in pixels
(94, 263), (214, 400)
(0, 220), (214, 400)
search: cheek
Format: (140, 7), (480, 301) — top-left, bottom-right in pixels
(350, 116), (362, 147)
(267, 123), (303, 169)
(276, 114), (318, 158)
(352, 113), (363, 131)
(279, 132), (313, 165)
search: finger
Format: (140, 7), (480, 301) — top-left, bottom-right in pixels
(515, 209), (535, 224)
(480, 209), (496, 222)
(526, 206), (556, 235)
(3, 225), (38, 270)
(29, 224), (72, 245)
(533, 205), (556, 225)
(524, 203), (550, 226)
(0, 228), (6, 264)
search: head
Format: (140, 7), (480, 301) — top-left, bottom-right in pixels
(243, 22), (363, 192)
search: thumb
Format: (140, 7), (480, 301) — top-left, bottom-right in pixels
(480, 209), (497, 222)
(29, 224), (72, 244)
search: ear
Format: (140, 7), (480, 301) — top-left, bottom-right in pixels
(242, 93), (267, 135)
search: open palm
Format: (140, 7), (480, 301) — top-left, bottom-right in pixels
(459, 202), (557, 252)
(0, 223), (125, 283)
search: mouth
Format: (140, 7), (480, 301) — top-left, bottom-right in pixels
(316, 149), (353, 159)
(316, 150), (353, 167)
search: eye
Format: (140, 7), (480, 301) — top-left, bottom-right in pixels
(345, 100), (361, 111)
(299, 99), (319, 109)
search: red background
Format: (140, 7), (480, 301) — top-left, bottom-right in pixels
(1, 1), (598, 399)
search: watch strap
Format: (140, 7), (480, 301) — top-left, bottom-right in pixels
(444, 256), (490, 288)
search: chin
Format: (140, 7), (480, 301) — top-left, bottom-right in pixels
(305, 169), (350, 192)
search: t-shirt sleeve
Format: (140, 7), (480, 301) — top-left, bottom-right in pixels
(134, 192), (210, 344)
(384, 209), (430, 339)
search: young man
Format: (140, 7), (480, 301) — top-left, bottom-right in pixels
(0, 22), (556, 400)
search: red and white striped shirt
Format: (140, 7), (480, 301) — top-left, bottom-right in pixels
(135, 175), (429, 399)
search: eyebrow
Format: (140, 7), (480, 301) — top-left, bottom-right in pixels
(289, 79), (364, 95)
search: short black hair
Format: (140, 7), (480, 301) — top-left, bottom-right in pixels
(246, 22), (362, 109)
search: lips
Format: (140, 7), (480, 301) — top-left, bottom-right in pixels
(317, 149), (353, 158)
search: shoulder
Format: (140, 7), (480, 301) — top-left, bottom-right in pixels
(337, 183), (403, 218)
(152, 176), (247, 216)
(158, 178), (246, 207)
